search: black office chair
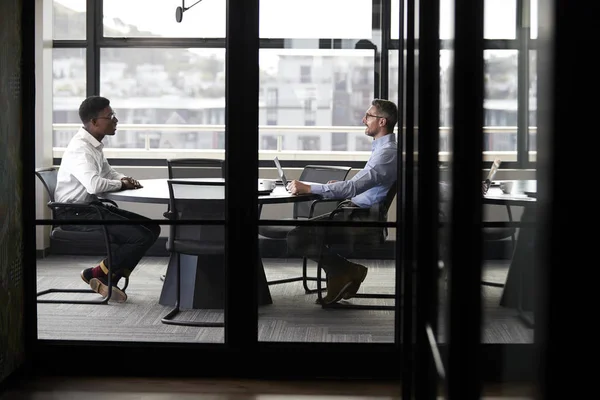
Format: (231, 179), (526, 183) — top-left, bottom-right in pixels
(312, 181), (398, 310)
(259, 165), (352, 293)
(160, 158), (225, 281)
(166, 158), (225, 180)
(35, 167), (128, 304)
(161, 180), (225, 327)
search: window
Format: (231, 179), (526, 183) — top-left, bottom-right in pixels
(298, 136), (320, 150)
(53, 0), (86, 40)
(259, 49), (374, 151)
(484, 50), (519, 153)
(261, 135), (278, 150)
(98, 48), (225, 150)
(300, 65), (312, 84)
(259, 0), (371, 39)
(103, 0), (226, 38)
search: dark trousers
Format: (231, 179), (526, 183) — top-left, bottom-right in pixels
(61, 204), (161, 278)
(287, 210), (381, 276)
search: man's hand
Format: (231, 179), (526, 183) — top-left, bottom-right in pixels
(121, 177), (143, 190)
(288, 180), (311, 195)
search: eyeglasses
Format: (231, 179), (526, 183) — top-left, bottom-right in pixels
(96, 113), (117, 122)
(365, 112), (385, 120)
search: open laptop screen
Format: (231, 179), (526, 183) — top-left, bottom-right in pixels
(273, 157), (288, 187)
(482, 158), (501, 195)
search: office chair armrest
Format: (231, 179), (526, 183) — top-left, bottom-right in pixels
(97, 198), (119, 208)
(308, 198), (345, 218)
(163, 211), (176, 220)
(47, 201), (105, 220)
(327, 205), (368, 220)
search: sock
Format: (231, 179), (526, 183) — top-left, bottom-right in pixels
(97, 260), (122, 285)
(99, 260), (109, 275)
(91, 265), (106, 279)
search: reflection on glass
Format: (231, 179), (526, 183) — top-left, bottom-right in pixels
(53, 0), (86, 40)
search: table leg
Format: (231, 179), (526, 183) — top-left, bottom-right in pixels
(500, 205), (536, 325)
(159, 253), (273, 309)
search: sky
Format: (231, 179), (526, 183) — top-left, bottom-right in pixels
(55, 0), (538, 40)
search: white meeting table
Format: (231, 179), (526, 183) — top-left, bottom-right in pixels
(101, 178), (320, 309)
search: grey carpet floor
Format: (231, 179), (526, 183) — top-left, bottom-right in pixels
(35, 256), (533, 344)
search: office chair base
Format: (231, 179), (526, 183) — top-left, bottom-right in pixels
(267, 276), (327, 294)
(161, 306), (225, 327)
(481, 280), (505, 288)
(37, 288), (110, 304)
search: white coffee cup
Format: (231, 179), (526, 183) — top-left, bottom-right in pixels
(499, 181), (513, 194)
(259, 179), (276, 191)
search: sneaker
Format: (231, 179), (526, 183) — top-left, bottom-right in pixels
(89, 277), (128, 303)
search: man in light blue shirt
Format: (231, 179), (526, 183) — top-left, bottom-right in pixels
(287, 99), (398, 306)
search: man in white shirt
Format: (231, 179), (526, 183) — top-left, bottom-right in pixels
(286, 99), (398, 306)
(55, 96), (160, 302)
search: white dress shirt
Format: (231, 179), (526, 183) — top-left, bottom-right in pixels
(54, 127), (125, 204)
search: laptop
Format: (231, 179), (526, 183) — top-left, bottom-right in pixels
(482, 158), (501, 195)
(273, 157), (291, 192)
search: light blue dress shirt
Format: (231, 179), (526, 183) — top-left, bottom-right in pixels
(310, 133), (397, 208)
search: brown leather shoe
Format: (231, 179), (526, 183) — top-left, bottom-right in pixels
(342, 262), (368, 300)
(89, 277), (128, 303)
(315, 274), (354, 305)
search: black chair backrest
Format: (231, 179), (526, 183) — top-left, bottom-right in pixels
(371, 180), (398, 243)
(35, 167), (59, 203)
(294, 165), (352, 218)
(167, 158), (225, 179)
(380, 179), (398, 220)
(167, 180), (225, 249)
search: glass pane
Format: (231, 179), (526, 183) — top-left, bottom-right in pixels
(36, 220), (225, 343)
(529, 50), (537, 162)
(259, 43), (398, 342)
(99, 48), (225, 150)
(530, 0), (538, 39)
(484, 50), (518, 160)
(53, 48), (86, 148)
(36, 171), (227, 343)
(259, 49), (375, 152)
(260, 0), (371, 39)
(485, 0), (517, 39)
(53, 0), (86, 40)
(103, 0), (226, 38)
(437, 5), (453, 381)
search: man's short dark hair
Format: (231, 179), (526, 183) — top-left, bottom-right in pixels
(79, 96), (110, 124)
(372, 99), (398, 133)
